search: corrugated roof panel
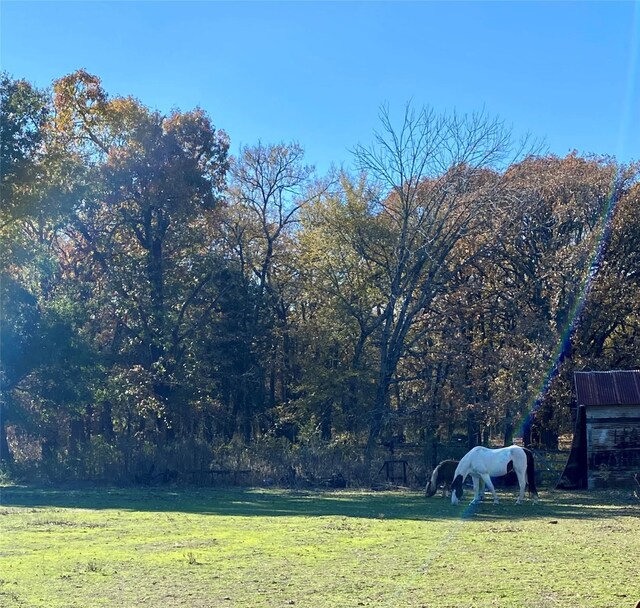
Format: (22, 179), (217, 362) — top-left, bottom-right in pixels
(574, 370), (640, 406)
(614, 370), (640, 404)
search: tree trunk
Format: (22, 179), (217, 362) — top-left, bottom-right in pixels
(466, 409), (479, 451)
(70, 419), (85, 455)
(0, 406), (12, 465)
(100, 401), (115, 442)
(366, 367), (393, 460)
(320, 400), (332, 441)
(503, 406), (514, 446)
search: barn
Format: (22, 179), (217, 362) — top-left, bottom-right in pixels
(557, 370), (640, 490)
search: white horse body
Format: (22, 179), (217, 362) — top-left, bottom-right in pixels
(450, 445), (537, 506)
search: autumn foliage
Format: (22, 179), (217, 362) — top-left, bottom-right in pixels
(1, 72), (638, 483)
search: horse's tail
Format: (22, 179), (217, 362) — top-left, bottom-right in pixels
(425, 465), (440, 497)
(524, 448), (538, 498)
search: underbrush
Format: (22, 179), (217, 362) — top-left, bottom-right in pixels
(4, 435), (425, 489)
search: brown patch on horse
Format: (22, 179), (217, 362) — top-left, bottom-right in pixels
(438, 460), (458, 496)
(426, 460), (459, 498)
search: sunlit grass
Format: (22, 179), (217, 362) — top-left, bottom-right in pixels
(0, 486), (638, 607)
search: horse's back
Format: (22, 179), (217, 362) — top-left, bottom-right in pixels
(464, 445), (525, 477)
(499, 445), (527, 466)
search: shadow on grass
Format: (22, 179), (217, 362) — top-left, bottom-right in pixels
(0, 486), (640, 520)
(0, 485), (637, 521)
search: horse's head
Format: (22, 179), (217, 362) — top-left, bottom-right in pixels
(450, 474), (464, 505)
(425, 478), (436, 497)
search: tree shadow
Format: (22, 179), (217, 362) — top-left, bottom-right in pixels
(0, 485), (637, 521)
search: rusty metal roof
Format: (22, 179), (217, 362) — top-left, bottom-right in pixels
(574, 370), (640, 406)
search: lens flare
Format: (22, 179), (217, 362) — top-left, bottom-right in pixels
(515, 167), (623, 441)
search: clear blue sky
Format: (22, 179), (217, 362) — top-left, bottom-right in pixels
(2, 1), (639, 174)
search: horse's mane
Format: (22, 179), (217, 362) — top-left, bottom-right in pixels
(427, 466), (440, 489)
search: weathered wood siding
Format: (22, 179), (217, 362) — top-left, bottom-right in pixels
(586, 404), (640, 489)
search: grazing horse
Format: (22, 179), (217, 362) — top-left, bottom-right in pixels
(425, 460), (459, 498)
(450, 445), (538, 505)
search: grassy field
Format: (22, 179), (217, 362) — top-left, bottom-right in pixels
(0, 484), (638, 608)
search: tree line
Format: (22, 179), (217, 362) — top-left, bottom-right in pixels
(1, 71), (639, 484)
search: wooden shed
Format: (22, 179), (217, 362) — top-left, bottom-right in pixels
(557, 370), (640, 490)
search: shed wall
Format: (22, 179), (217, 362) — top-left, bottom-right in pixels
(585, 404), (640, 489)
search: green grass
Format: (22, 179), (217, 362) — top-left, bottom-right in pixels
(0, 485), (638, 607)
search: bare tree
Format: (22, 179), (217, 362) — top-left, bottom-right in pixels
(222, 142), (329, 440)
(352, 104), (525, 458)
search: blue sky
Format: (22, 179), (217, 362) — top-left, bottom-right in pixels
(2, 1), (639, 175)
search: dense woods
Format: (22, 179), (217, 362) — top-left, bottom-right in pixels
(1, 71), (639, 484)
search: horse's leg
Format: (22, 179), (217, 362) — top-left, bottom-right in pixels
(515, 468), (527, 504)
(471, 475), (481, 504)
(481, 474), (498, 504)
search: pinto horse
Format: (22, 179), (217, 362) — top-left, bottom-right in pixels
(450, 445), (538, 505)
(425, 460), (459, 498)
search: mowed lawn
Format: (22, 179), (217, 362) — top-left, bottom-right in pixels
(0, 485), (638, 608)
